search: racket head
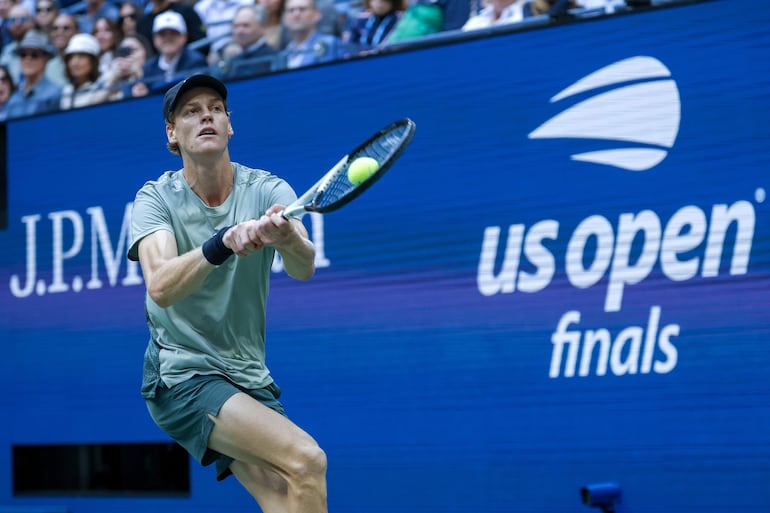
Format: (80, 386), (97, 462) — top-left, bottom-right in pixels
(284, 118), (416, 218)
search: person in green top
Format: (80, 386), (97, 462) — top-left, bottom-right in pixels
(128, 74), (326, 512)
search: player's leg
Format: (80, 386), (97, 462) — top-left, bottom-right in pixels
(230, 460), (289, 513)
(207, 392), (328, 513)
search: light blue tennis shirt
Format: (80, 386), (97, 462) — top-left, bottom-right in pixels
(128, 163), (297, 396)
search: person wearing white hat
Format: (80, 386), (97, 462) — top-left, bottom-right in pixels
(135, 0), (207, 53)
(141, 10), (207, 93)
(60, 32), (108, 109)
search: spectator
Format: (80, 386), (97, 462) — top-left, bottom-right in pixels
(384, 0), (443, 43)
(5, 29), (61, 118)
(60, 32), (107, 109)
(77, 0), (119, 35)
(343, 0), (403, 53)
(142, 11), (207, 93)
(215, 4), (277, 80)
(33, 0), (59, 36)
(462, 0), (531, 30)
(92, 15), (120, 75)
(0, 64), (16, 121)
(281, 0), (344, 69)
(118, 1), (140, 37)
(194, 0), (252, 50)
(137, 0), (206, 54)
(0, 4), (35, 82)
(0, 0), (13, 47)
(47, 13), (78, 85)
(257, 0), (289, 50)
(103, 32), (151, 99)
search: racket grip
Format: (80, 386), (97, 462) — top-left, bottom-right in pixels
(281, 205), (307, 220)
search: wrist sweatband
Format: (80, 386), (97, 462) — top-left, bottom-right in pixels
(202, 226), (234, 266)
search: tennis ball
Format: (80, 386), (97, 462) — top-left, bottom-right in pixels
(347, 157), (379, 185)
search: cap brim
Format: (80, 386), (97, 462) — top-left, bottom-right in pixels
(164, 74), (228, 121)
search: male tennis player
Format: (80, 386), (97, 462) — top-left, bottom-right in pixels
(127, 74), (327, 512)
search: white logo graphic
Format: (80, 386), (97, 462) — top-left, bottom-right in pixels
(528, 56), (681, 171)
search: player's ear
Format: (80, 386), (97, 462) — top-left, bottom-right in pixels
(166, 122), (177, 144)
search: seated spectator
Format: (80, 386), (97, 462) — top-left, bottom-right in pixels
(77, 0), (119, 35)
(0, 4), (35, 82)
(0, 64), (16, 121)
(142, 11), (207, 93)
(281, 0), (344, 69)
(137, 0), (207, 55)
(102, 33), (151, 99)
(46, 13), (78, 86)
(214, 4), (277, 79)
(343, 0), (403, 54)
(194, 0), (252, 51)
(0, 0), (13, 48)
(461, 0), (529, 30)
(92, 16), (120, 76)
(5, 29), (61, 118)
(118, 1), (140, 37)
(60, 32), (108, 109)
(33, 0), (59, 36)
(258, 0), (290, 50)
(384, 0), (443, 43)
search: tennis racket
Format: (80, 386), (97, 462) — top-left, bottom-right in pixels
(281, 118), (416, 219)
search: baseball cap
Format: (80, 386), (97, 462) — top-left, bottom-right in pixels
(153, 10), (186, 34)
(163, 74), (228, 121)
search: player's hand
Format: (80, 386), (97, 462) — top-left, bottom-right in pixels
(223, 221), (264, 257)
(257, 205), (296, 249)
(222, 206), (297, 257)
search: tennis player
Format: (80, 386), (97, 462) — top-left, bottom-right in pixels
(127, 74), (327, 512)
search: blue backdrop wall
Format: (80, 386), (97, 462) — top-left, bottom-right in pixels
(1, 0), (769, 511)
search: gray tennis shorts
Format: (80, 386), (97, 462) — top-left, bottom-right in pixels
(145, 374), (286, 481)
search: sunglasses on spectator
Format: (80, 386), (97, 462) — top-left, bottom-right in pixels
(52, 24), (74, 31)
(8, 16), (30, 24)
(19, 50), (46, 59)
(0, 75), (10, 83)
(37, 5), (55, 12)
(120, 13), (138, 21)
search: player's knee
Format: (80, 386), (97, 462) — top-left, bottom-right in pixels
(288, 442), (327, 482)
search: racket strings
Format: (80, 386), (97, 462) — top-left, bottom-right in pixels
(314, 125), (411, 208)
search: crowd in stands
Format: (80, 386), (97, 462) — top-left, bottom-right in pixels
(0, 0), (628, 120)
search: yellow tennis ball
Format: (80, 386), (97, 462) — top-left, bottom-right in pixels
(347, 157), (379, 185)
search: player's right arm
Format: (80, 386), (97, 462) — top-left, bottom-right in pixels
(137, 229), (218, 308)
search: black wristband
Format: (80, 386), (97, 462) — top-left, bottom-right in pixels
(202, 226), (234, 266)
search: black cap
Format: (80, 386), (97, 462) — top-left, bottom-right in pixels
(163, 74), (228, 122)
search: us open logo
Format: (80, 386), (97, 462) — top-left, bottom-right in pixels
(529, 56), (681, 171)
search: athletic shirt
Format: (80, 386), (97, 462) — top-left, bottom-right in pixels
(128, 163), (297, 396)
